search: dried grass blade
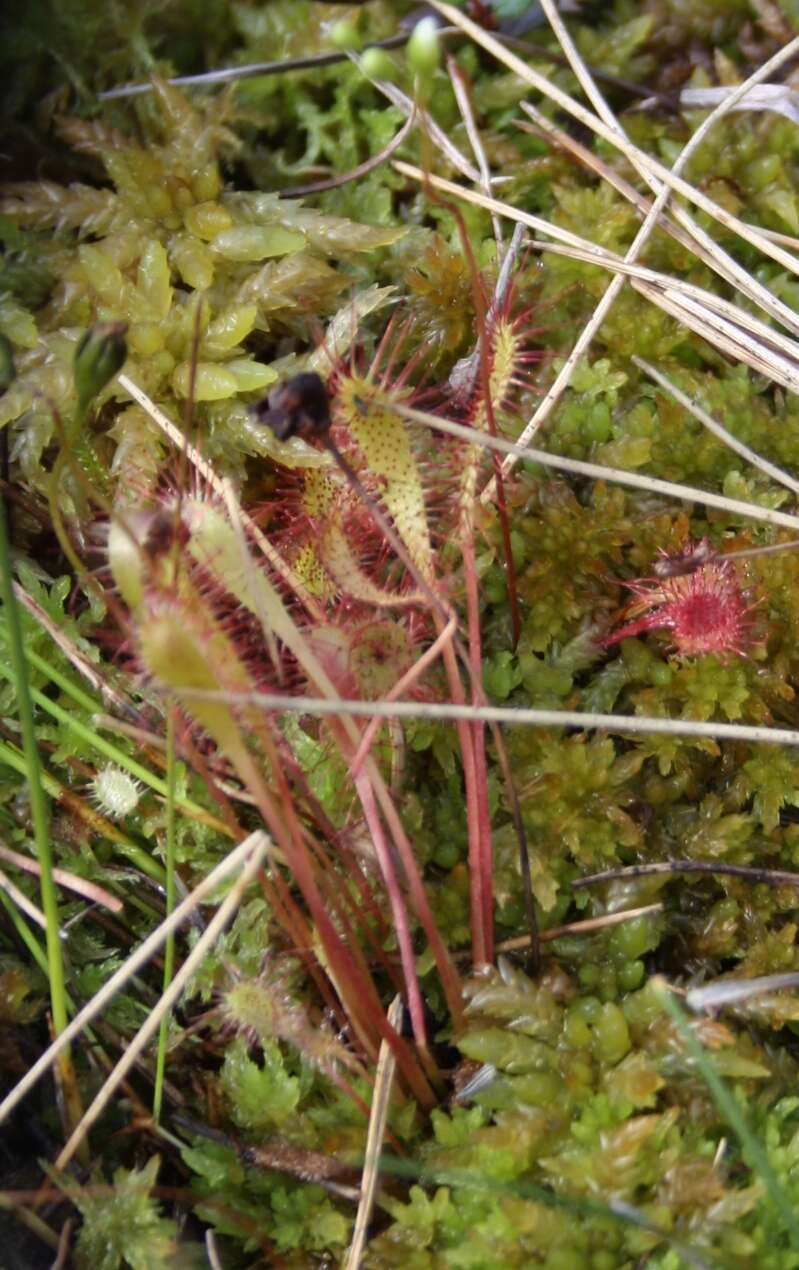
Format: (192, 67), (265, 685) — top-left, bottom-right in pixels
(448, 57), (503, 251)
(525, 241), (799, 366)
(395, 402), (799, 532)
(176, 687), (799, 749)
(479, 0), (799, 492)
(429, 2), (799, 279)
(633, 357), (799, 495)
(53, 833), (271, 1169)
(686, 972), (799, 1013)
(634, 282), (799, 394)
(370, 75), (480, 182)
(573, 861), (799, 892)
(516, 107), (799, 334)
(345, 995), (404, 1270)
(0, 832), (267, 1127)
(0, 867), (47, 930)
(393, 160), (618, 259)
(496, 237), (799, 398)
(532, 3), (799, 324)
(494, 902), (664, 955)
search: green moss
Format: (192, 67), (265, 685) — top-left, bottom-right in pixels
(48, 1157), (179, 1270)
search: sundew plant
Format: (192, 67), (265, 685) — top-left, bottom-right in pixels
(7, 1), (799, 1266)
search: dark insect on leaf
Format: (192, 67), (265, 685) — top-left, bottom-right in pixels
(251, 372), (331, 442)
(652, 538), (715, 579)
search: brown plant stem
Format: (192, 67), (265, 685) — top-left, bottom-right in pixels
(279, 109), (416, 199)
(573, 862), (799, 891)
(453, 902), (664, 958)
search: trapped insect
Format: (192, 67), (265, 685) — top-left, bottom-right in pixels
(652, 538), (715, 579)
(250, 372), (332, 442)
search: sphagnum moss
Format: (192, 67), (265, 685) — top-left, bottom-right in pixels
(5, 1), (799, 1266)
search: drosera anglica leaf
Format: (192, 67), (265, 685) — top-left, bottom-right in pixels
(335, 375), (434, 581)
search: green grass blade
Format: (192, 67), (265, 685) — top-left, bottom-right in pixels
(0, 888), (50, 977)
(656, 978), (799, 1250)
(0, 499), (90, 1153)
(374, 1154), (717, 1270)
(0, 505), (69, 1037)
(3, 652), (210, 817)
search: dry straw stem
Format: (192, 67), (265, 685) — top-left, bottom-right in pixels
(573, 860), (799, 892)
(516, 102), (752, 289)
(0, 867), (47, 930)
(351, 56), (481, 183)
(476, 0), (799, 493)
(176, 686), (799, 751)
(411, 105), (797, 363)
(686, 971), (799, 1013)
(395, 161), (799, 394)
(345, 994), (404, 1270)
(522, 242), (799, 381)
(428, 2), (799, 279)
(633, 357), (799, 496)
(534, 1), (799, 299)
(447, 57), (504, 252)
(394, 400), (799, 533)
(402, 151), (799, 393)
(53, 833), (270, 1169)
(98, 31), (415, 100)
(518, 108), (799, 265)
(633, 285), (799, 391)
(394, 159), (622, 259)
(117, 373), (325, 623)
(525, 238), (799, 400)
(13, 582), (134, 717)
(205, 1232), (224, 1270)
(516, 106), (709, 253)
(490, 902), (664, 955)
(106, 34), (482, 182)
(679, 83), (799, 123)
(0, 831), (268, 1128)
